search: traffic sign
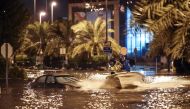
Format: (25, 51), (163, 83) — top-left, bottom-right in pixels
(36, 55), (43, 65)
(1, 43), (13, 92)
(104, 41), (112, 54)
(1, 43), (13, 58)
(60, 47), (66, 55)
(103, 46), (112, 53)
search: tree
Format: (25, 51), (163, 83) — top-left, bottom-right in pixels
(49, 19), (74, 48)
(132, 0), (190, 73)
(20, 22), (50, 56)
(71, 17), (121, 58)
(20, 21), (72, 67)
(48, 19), (74, 58)
(47, 19), (74, 67)
(0, 0), (29, 52)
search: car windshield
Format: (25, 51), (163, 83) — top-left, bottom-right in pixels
(56, 76), (79, 84)
(46, 76), (55, 83)
(36, 76), (46, 83)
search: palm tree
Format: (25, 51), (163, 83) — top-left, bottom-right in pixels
(48, 19), (74, 64)
(132, 0), (190, 72)
(49, 19), (74, 47)
(71, 17), (121, 58)
(20, 21), (50, 55)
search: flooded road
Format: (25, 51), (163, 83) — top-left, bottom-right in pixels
(0, 71), (190, 109)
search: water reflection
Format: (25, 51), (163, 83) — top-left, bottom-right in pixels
(138, 88), (190, 109)
(15, 87), (117, 109)
(144, 76), (190, 89)
(84, 90), (112, 109)
(16, 88), (63, 109)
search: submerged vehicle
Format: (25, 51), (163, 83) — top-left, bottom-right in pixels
(29, 73), (81, 89)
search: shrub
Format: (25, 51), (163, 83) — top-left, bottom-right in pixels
(66, 55), (108, 69)
(173, 59), (190, 75)
(9, 65), (27, 80)
(92, 55), (107, 67)
(0, 57), (6, 78)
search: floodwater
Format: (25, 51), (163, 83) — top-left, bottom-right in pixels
(0, 71), (190, 109)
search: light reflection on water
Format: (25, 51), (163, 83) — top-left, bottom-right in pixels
(84, 90), (112, 109)
(1, 72), (190, 109)
(138, 89), (190, 109)
(15, 88), (64, 109)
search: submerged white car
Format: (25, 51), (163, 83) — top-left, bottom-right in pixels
(29, 74), (81, 89)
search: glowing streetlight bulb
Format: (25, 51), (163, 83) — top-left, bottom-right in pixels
(40, 12), (46, 16)
(39, 11), (46, 24)
(52, 1), (57, 6)
(51, 1), (57, 24)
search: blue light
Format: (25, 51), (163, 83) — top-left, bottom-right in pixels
(125, 8), (153, 57)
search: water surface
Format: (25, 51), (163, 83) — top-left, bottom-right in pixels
(0, 71), (190, 109)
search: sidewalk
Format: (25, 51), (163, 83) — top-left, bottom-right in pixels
(157, 68), (176, 75)
(130, 65), (156, 76)
(130, 64), (177, 76)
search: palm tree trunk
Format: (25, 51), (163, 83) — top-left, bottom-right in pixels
(167, 56), (171, 72)
(65, 47), (69, 67)
(13, 51), (17, 66)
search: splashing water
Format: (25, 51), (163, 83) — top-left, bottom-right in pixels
(78, 74), (108, 90)
(118, 73), (190, 92)
(73, 72), (190, 91)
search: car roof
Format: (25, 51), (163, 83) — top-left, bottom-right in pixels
(42, 73), (74, 77)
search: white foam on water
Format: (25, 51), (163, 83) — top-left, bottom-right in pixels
(78, 74), (108, 90)
(78, 80), (107, 90)
(77, 72), (190, 92)
(120, 75), (190, 92)
(144, 76), (190, 89)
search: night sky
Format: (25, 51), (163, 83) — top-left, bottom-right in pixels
(22, 0), (68, 20)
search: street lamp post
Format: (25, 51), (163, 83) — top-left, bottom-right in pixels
(105, 0), (108, 42)
(46, 0), (48, 12)
(38, 11), (46, 68)
(39, 11), (46, 24)
(51, 1), (57, 24)
(34, 0), (36, 21)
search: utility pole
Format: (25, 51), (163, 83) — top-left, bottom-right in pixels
(105, 0), (108, 42)
(34, 0), (36, 21)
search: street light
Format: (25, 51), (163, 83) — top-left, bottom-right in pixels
(39, 11), (46, 24)
(51, 1), (57, 24)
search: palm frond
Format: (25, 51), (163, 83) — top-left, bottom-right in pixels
(71, 17), (121, 58)
(132, 0), (190, 60)
(71, 43), (90, 57)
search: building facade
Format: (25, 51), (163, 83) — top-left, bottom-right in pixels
(68, 0), (153, 58)
(68, 0), (120, 44)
